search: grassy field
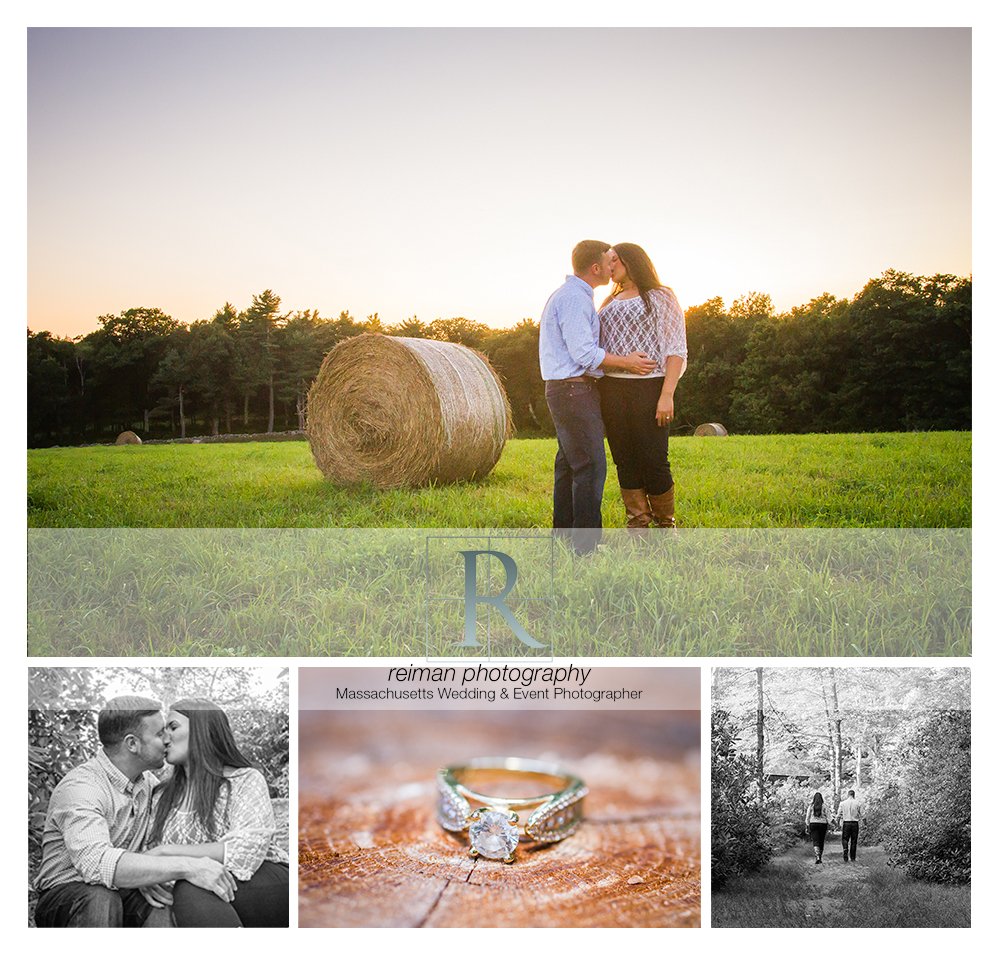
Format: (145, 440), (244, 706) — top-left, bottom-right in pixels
(28, 525), (969, 657)
(27, 433), (971, 657)
(27, 432), (972, 528)
(712, 845), (970, 928)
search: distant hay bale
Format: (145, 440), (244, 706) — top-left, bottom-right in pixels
(115, 430), (142, 445)
(694, 422), (728, 437)
(306, 334), (512, 488)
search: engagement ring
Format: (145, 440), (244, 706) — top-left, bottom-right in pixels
(436, 757), (587, 863)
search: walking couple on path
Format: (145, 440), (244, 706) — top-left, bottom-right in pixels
(539, 240), (688, 554)
(806, 789), (863, 864)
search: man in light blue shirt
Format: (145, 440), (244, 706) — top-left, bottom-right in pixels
(539, 240), (655, 552)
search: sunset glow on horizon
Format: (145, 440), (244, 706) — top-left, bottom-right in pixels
(28, 27), (970, 338)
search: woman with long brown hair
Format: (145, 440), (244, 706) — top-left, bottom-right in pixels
(598, 243), (687, 527)
(805, 791), (829, 864)
(144, 699), (289, 927)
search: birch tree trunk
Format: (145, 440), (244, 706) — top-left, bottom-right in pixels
(821, 672), (837, 794)
(830, 668), (843, 802)
(756, 667), (765, 807)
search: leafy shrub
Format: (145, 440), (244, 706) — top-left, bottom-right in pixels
(763, 781), (813, 851)
(855, 778), (899, 846)
(231, 708), (290, 798)
(881, 709), (970, 883)
(711, 709), (773, 889)
(29, 698), (98, 865)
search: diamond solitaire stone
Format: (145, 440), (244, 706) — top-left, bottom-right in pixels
(469, 810), (519, 860)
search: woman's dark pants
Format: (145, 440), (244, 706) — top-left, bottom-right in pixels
(171, 861), (290, 928)
(809, 823), (828, 854)
(597, 376), (673, 494)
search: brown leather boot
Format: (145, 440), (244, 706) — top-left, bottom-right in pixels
(620, 488), (653, 529)
(648, 487), (676, 527)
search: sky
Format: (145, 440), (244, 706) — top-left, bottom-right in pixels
(27, 27), (971, 337)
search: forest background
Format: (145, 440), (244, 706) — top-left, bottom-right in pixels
(27, 269), (971, 447)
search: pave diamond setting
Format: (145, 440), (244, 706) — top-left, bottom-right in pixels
(468, 809), (519, 861)
(436, 775), (472, 831)
(526, 785), (588, 842)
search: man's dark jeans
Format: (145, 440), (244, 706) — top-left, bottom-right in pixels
(842, 821), (859, 861)
(34, 882), (154, 927)
(545, 378), (606, 554)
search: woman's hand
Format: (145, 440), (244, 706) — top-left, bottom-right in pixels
(145, 845), (166, 856)
(140, 883), (174, 908)
(656, 393), (674, 427)
(181, 858), (238, 903)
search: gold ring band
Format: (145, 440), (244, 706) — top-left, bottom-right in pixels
(436, 757), (587, 862)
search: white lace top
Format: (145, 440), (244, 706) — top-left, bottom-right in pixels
(599, 287), (688, 378)
(150, 767), (288, 881)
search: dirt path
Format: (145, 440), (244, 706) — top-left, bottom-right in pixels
(770, 843), (885, 923)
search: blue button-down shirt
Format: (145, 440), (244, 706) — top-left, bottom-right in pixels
(538, 275), (607, 380)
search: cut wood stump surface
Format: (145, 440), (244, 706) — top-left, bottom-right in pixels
(299, 710), (700, 928)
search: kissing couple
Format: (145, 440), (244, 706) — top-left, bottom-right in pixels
(539, 240), (688, 553)
(34, 696), (289, 927)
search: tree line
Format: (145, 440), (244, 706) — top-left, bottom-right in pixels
(27, 269), (971, 447)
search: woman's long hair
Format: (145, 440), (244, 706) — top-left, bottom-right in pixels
(601, 242), (664, 313)
(148, 698), (255, 845)
(812, 792), (824, 817)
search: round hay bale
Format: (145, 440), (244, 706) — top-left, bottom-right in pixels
(306, 334), (512, 488)
(693, 422), (728, 437)
(115, 430), (142, 445)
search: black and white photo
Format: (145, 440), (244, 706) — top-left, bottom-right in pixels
(28, 666), (290, 928)
(711, 667), (970, 927)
